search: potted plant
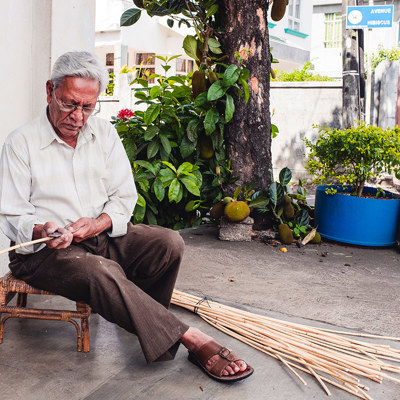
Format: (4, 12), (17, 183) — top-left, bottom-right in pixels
(304, 122), (400, 246)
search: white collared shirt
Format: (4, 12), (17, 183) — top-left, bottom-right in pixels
(0, 111), (138, 254)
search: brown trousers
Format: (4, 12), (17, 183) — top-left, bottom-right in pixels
(8, 223), (189, 363)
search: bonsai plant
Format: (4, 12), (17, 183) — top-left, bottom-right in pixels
(304, 122), (400, 246)
(304, 122), (400, 197)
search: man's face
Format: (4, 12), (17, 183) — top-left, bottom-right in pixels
(46, 77), (100, 143)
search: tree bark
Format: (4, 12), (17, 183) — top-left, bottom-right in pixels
(218, 0), (273, 198)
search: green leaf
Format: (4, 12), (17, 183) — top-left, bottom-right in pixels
(116, 124), (128, 133)
(223, 65), (241, 87)
(204, 108), (219, 135)
(238, 77), (249, 103)
(160, 134), (172, 155)
(123, 138), (136, 163)
(134, 160), (157, 175)
(147, 141), (159, 159)
(144, 104), (161, 125)
(144, 125), (159, 141)
(194, 92), (208, 107)
(180, 177), (201, 196)
(233, 186), (241, 200)
(185, 200), (200, 212)
(294, 209), (310, 227)
(187, 119), (202, 142)
(225, 94), (235, 123)
(269, 182), (284, 210)
(207, 80), (225, 101)
(167, 18), (174, 28)
(183, 35), (198, 60)
(208, 37), (222, 54)
(180, 136), (196, 158)
(161, 161), (177, 173)
(133, 203), (145, 224)
(154, 177), (165, 201)
(177, 162), (194, 175)
(249, 190), (270, 208)
(149, 86), (163, 98)
(120, 8), (141, 26)
(168, 178), (181, 202)
(279, 167), (292, 186)
(205, 4), (219, 19)
(136, 193), (146, 208)
(146, 209), (157, 225)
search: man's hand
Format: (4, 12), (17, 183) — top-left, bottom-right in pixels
(33, 222), (73, 249)
(65, 214), (112, 243)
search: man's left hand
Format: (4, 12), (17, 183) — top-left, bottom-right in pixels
(65, 214), (112, 242)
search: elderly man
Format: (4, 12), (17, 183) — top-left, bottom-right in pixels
(0, 51), (253, 382)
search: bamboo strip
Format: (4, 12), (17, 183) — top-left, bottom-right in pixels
(172, 290), (400, 399)
(0, 237), (52, 255)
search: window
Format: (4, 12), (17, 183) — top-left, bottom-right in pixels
(106, 53), (114, 67)
(324, 13), (342, 48)
(288, 0), (301, 31)
(135, 52), (156, 83)
(135, 52), (155, 65)
(176, 58), (186, 73)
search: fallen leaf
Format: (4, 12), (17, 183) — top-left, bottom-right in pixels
(228, 277), (235, 282)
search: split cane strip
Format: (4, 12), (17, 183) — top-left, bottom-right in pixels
(0, 237), (52, 255)
(172, 290), (400, 399)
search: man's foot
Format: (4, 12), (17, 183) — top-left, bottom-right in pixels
(180, 327), (253, 381)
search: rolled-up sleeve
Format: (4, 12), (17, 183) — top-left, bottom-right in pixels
(101, 127), (138, 237)
(0, 143), (46, 254)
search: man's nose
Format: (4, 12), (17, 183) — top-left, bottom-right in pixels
(70, 107), (84, 121)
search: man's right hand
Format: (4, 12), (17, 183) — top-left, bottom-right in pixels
(33, 222), (73, 249)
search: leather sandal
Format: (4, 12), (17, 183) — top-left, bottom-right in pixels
(188, 339), (254, 382)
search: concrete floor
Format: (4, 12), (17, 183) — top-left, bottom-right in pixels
(0, 224), (399, 400)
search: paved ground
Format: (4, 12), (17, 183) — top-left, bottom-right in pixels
(0, 224), (399, 400)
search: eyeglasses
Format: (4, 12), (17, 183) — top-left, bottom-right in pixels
(52, 91), (100, 116)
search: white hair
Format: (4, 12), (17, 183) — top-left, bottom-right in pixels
(51, 51), (109, 94)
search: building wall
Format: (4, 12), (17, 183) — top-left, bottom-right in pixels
(269, 1), (313, 72)
(0, 0), (96, 275)
(311, 1), (400, 78)
(270, 81), (342, 180)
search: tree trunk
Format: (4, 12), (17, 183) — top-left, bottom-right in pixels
(218, 0), (273, 200)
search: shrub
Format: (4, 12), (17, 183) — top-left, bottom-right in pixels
(112, 55), (248, 229)
(273, 62), (334, 82)
(369, 45), (400, 72)
(304, 122), (400, 197)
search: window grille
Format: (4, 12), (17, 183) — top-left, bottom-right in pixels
(324, 13), (342, 48)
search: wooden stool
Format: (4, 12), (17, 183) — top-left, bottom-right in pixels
(0, 272), (91, 352)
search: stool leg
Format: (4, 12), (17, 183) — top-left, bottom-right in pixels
(76, 302), (90, 352)
(81, 317), (90, 352)
(0, 288), (6, 343)
(17, 293), (27, 308)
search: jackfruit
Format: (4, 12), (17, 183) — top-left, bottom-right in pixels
(210, 201), (225, 219)
(283, 194), (295, 219)
(278, 223), (294, 244)
(311, 232), (322, 244)
(271, 0), (287, 22)
(192, 71), (207, 99)
(208, 70), (219, 83)
(199, 136), (214, 159)
(224, 201), (250, 222)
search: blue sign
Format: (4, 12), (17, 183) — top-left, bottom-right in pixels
(346, 5), (393, 29)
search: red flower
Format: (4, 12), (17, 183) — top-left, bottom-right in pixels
(117, 108), (135, 120)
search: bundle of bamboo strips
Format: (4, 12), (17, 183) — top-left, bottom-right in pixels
(171, 290), (400, 399)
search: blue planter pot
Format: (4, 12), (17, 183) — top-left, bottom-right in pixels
(315, 185), (400, 246)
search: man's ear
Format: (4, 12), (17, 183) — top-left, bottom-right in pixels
(46, 80), (53, 104)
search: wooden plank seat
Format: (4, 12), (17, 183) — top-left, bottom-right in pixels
(0, 271), (91, 352)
